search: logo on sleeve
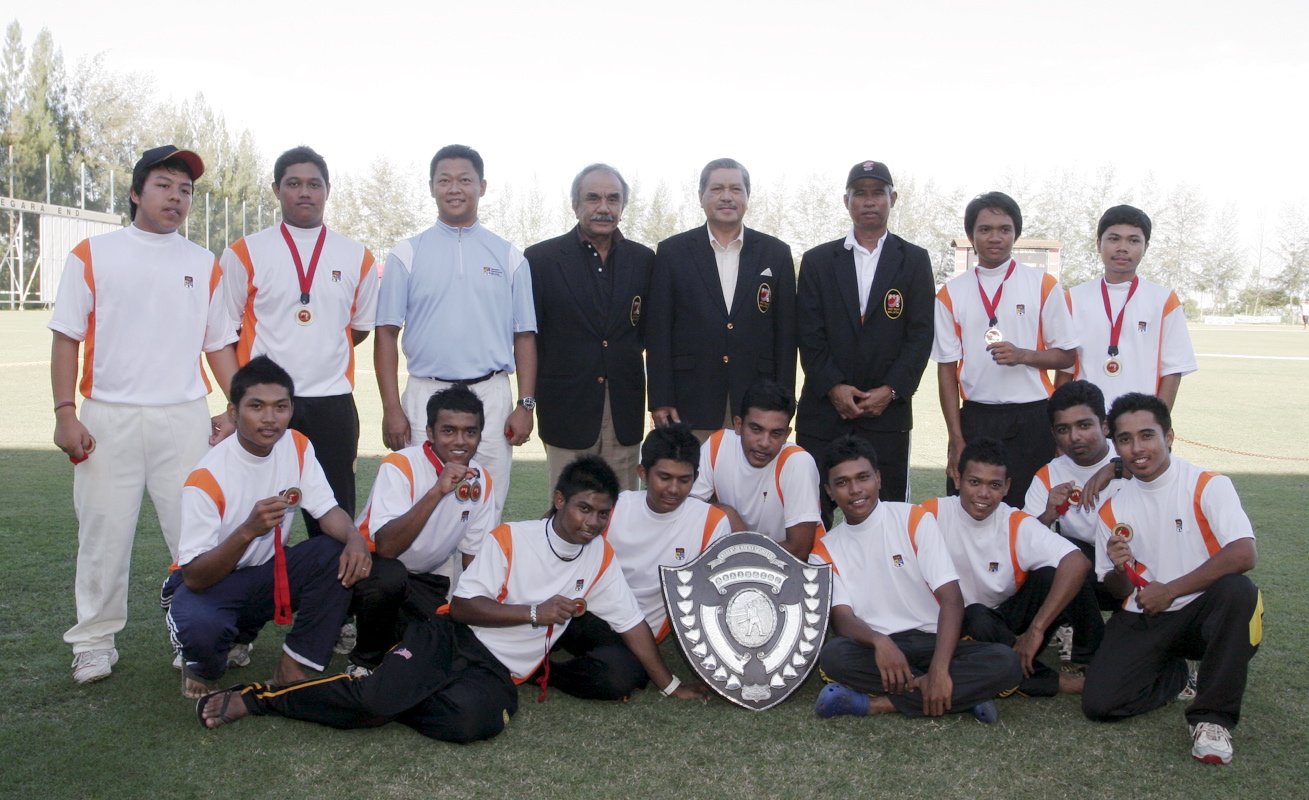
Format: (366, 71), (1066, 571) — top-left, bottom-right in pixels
(884, 289), (903, 319)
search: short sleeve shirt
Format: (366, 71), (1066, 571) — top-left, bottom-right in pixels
(690, 430), (821, 542)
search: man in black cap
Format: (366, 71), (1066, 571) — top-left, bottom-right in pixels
(795, 161), (935, 525)
(50, 145), (240, 683)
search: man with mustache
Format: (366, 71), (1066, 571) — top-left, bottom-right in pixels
(647, 158), (797, 441)
(526, 164), (655, 493)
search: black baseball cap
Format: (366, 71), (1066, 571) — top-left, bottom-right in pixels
(846, 160), (893, 189)
(133, 145), (205, 182)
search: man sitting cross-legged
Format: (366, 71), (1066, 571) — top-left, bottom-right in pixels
(197, 455), (704, 743)
(164, 356), (371, 698)
(810, 435), (1021, 723)
(552, 423), (733, 698)
(926, 437), (1099, 697)
(346, 384), (496, 677)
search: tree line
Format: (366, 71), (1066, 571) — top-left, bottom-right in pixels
(2, 20), (1305, 314)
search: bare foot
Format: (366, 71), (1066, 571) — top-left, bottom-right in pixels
(271, 652), (309, 685)
(1059, 673), (1085, 695)
(868, 696), (897, 715)
(200, 690), (249, 728)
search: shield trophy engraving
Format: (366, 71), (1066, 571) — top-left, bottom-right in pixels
(660, 531), (832, 710)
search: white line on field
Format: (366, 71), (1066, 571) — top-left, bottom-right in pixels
(1196, 354), (1309, 361)
(0, 361), (48, 367)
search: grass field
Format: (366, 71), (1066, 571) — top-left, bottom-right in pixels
(1, 310), (1307, 800)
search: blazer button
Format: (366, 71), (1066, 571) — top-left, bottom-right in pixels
(722, 356), (729, 362)
(727, 323), (734, 330)
(597, 377), (605, 383)
(602, 340), (608, 347)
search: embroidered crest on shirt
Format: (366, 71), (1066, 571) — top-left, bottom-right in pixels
(630, 295), (642, 326)
(460, 510), (470, 522)
(675, 547), (686, 560)
(331, 270), (342, 282)
(1016, 304), (1026, 316)
(1175, 519), (1183, 532)
(988, 562), (1000, 572)
(884, 289), (903, 319)
(1138, 321), (1148, 332)
(183, 276), (194, 288)
(483, 266), (504, 277)
(575, 579), (585, 592)
(757, 283), (772, 313)
(892, 554), (905, 567)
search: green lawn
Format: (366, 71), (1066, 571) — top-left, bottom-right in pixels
(1, 313), (1306, 799)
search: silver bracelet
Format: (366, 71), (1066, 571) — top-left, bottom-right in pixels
(660, 675), (681, 697)
(530, 603), (539, 628)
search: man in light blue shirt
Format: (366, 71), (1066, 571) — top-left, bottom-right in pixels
(375, 144), (537, 526)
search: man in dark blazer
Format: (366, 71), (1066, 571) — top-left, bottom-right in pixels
(527, 164), (654, 491)
(647, 158), (797, 440)
(796, 160), (935, 524)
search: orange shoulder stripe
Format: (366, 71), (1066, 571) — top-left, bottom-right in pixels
(382, 452), (416, 502)
(184, 468), (226, 518)
(1008, 511), (1030, 589)
(702, 506), (727, 551)
(908, 504), (927, 554)
(1035, 466), (1051, 491)
(919, 497), (940, 517)
(773, 444), (804, 505)
(810, 539), (836, 573)
(1194, 471), (1222, 556)
(291, 430), (310, 472)
(585, 540), (617, 596)
(75, 240), (96, 398)
(708, 429), (725, 470)
(490, 524), (514, 602)
(229, 239), (259, 365)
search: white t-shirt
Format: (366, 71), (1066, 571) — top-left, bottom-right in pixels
(808, 501), (958, 635)
(603, 490), (732, 641)
(1064, 278), (1197, 408)
(355, 445), (494, 575)
(691, 430), (822, 543)
(924, 496), (1076, 609)
(1024, 447), (1121, 544)
(48, 225), (236, 405)
(178, 430), (337, 570)
(1095, 457), (1255, 613)
(221, 224), (379, 398)
(931, 260), (1079, 404)
(455, 519), (646, 682)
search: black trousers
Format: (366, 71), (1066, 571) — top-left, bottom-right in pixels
(349, 556), (451, 669)
(290, 393), (359, 537)
(535, 611), (648, 701)
(962, 566), (1105, 696)
(1082, 574), (1262, 729)
(1069, 538), (1128, 614)
(241, 615), (518, 744)
(798, 429), (910, 530)
(819, 631), (1022, 717)
(948, 399), (1054, 508)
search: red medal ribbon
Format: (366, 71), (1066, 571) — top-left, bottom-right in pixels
(1100, 277), (1140, 357)
(422, 441), (445, 478)
(272, 523), (294, 624)
(280, 223), (328, 306)
(1125, 560), (1150, 590)
(975, 259), (1017, 327)
(536, 625), (554, 702)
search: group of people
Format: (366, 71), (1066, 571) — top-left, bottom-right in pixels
(50, 142), (1262, 765)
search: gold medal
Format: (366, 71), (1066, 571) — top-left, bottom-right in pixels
(295, 307), (314, 326)
(1104, 356), (1122, 376)
(1111, 522), (1133, 542)
(1068, 486), (1082, 505)
(984, 327), (1003, 344)
(280, 487), (302, 509)
(572, 598), (588, 618)
(85, 436), (97, 455)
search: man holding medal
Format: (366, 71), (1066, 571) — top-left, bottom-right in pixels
(1082, 393), (1261, 765)
(345, 384), (495, 676)
(164, 356), (371, 698)
(1056, 205), (1197, 410)
(932, 191), (1078, 507)
(220, 146), (380, 537)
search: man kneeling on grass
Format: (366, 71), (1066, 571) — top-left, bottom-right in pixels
(925, 437), (1097, 698)
(810, 435), (1021, 723)
(164, 356), (371, 698)
(197, 455), (703, 743)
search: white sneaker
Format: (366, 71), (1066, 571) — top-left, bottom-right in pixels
(1190, 722), (1233, 765)
(172, 653), (183, 670)
(227, 642), (254, 668)
(1055, 625), (1074, 663)
(1177, 659), (1199, 701)
(334, 622), (357, 655)
(345, 663), (373, 679)
(72, 649), (119, 684)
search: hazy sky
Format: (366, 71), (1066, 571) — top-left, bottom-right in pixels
(13, 0), (1309, 222)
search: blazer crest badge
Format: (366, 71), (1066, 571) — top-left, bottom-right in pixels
(757, 283), (772, 313)
(884, 289), (903, 319)
(630, 295), (642, 327)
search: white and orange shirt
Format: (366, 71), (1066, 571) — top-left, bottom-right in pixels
(931, 260), (1078, 404)
(455, 519), (645, 682)
(1064, 277), (1197, 408)
(355, 446), (493, 575)
(1095, 457), (1254, 613)
(925, 496), (1075, 609)
(691, 430), (822, 543)
(177, 430), (336, 570)
(809, 501), (958, 635)
(48, 225), (236, 405)
(1024, 448), (1120, 544)
(603, 491), (732, 641)
(220, 224), (379, 398)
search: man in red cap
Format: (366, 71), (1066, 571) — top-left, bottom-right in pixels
(50, 145), (240, 684)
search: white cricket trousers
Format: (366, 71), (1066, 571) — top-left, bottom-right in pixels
(63, 397), (211, 653)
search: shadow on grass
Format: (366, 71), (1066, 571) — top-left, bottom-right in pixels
(3, 447), (1306, 800)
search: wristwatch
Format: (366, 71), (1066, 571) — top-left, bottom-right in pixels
(517, 397), (537, 411)
(1111, 457), (1124, 480)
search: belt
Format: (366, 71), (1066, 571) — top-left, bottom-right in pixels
(426, 370), (501, 386)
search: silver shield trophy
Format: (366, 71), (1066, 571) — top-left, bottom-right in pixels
(660, 531), (832, 710)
